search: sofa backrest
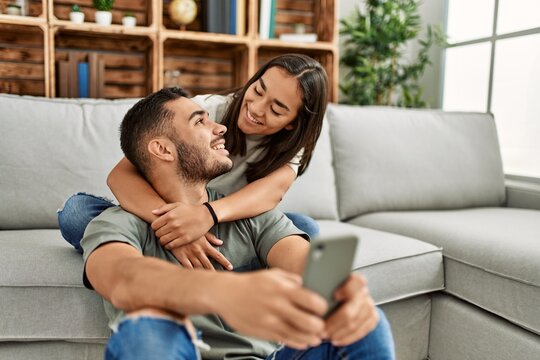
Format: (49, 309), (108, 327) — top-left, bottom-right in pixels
(278, 118), (339, 220)
(0, 94), (137, 229)
(326, 105), (506, 220)
(0, 94), (339, 229)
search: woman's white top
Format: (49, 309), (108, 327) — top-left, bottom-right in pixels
(191, 94), (302, 195)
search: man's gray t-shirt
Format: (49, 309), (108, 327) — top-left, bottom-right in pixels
(81, 188), (307, 360)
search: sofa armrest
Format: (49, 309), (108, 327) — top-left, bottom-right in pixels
(505, 175), (540, 210)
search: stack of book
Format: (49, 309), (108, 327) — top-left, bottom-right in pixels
(57, 52), (105, 98)
(203, 0), (245, 35)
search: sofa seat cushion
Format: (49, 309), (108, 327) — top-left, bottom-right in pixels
(318, 221), (444, 304)
(0, 230), (109, 341)
(351, 208), (540, 335)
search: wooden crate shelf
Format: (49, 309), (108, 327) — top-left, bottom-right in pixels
(52, 31), (155, 98)
(0, 23), (47, 96)
(163, 38), (248, 96)
(0, 0), (338, 101)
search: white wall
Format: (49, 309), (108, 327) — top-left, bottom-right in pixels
(339, 0), (445, 108)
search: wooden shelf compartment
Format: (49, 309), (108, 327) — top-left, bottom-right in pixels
(0, 23), (47, 96)
(257, 45), (337, 101)
(162, 38), (249, 96)
(51, 0), (154, 27)
(262, 0), (336, 43)
(0, 0), (46, 19)
(162, 0), (250, 36)
(52, 30), (155, 98)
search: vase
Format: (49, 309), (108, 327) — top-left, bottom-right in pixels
(69, 12), (85, 24)
(95, 11), (112, 26)
(122, 16), (136, 27)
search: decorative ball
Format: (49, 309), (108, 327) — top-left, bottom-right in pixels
(169, 0), (198, 26)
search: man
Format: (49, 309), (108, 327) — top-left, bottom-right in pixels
(81, 87), (395, 359)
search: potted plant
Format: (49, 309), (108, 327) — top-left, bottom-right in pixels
(122, 11), (136, 27)
(93, 0), (114, 26)
(69, 4), (85, 24)
(6, 3), (22, 16)
(340, 0), (446, 107)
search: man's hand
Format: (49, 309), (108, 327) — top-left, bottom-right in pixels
(324, 274), (379, 346)
(171, 234), (233, 271)
(217, 268), (328, 350)
(151, 202), (214, 247)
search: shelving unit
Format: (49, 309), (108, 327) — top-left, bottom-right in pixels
(0, 0), (339, 101)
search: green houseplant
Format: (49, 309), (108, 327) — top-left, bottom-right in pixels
(93, 0), (114, 25)
(340, 0), (445, 107)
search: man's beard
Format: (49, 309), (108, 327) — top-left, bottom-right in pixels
(173, 138), (232, 184)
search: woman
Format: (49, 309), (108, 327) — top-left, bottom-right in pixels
(58, 53), (328, 270)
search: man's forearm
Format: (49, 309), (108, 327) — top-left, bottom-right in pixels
(86, 242), (234, 316)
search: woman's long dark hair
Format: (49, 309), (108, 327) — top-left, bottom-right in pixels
(221, 54), (328, 183)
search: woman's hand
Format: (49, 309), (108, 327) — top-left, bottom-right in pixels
(170, 234), (233, 271)
(151, 202), (214, 248)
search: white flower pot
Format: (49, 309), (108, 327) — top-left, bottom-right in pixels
(122, 16), (136, 27)
(7, 6), (21, 15)
(95, 11), (112, 26)
(69, 11), (85, 24)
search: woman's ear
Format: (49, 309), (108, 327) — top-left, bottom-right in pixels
(147, 138), (175, 162)
(284, 122), (295, 131)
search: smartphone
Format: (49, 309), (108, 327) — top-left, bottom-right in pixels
(302, 234), (359, 317)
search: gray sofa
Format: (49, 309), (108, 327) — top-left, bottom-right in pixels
(1, 93), (539, 360)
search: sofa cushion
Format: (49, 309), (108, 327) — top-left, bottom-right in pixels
(318, 221), (444, 304)
(0, 94), (137, 229)
(278, 120), (339, 220)
(352, 208), (540, 334)
(326, 105), (506, 219)
(0, 230), (109, 341)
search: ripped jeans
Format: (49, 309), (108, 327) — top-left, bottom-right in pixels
(57, 193), (321, 253)
(106, 308), (394, 360)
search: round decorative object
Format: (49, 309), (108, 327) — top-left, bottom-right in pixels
(169, 0), (197, 27)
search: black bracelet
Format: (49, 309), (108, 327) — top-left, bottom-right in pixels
(203, 202), (218, 226)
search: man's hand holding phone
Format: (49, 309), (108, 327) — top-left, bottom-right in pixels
(324, 274), (379, 346)
(302, 234), (380, 346)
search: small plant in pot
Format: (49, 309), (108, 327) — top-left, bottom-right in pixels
(122, 11), (136, 27)
(93, 0), (114, 26)
(6, 3), (22, 16)
(69, 4), (85, 24)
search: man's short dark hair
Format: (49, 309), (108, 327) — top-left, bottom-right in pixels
(120, 87), (189, 178)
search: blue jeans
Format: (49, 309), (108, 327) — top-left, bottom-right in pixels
(106, 308), (394, 359)
(58, 193), (321, 253)
(106, 316), (199, 360)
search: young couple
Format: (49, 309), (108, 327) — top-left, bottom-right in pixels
(58, 54), (395, 359)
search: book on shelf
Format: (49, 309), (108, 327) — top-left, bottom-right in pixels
(236, 0), (245, 35)
(279, 33), (318, 43)
(89, 53), (105, 98)
(203, 0), (244, 35)
(68, 52), (78, 98)
(268, 0), (276, 38)
(78, 62), (89, 98)
(259, 0), (271, 39)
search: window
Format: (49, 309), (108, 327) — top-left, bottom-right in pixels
(443, 0), (540, 177)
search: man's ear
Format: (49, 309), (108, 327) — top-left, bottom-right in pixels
(147, 138), (175, 162)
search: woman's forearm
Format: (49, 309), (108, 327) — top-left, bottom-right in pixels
(107, 157), (165, 223)
(210, 165), (296, 222)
